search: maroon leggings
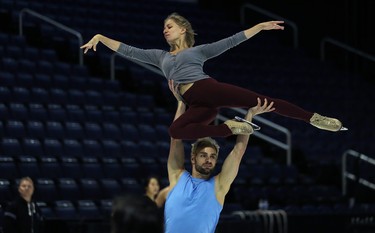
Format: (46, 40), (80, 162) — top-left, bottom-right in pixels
(169, 78), (313, 139)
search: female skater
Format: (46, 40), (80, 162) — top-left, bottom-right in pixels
(81, 12), (346, 140)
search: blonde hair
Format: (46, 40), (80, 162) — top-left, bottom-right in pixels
(19, 176), (34, 188)
(191, 137), (220, 156)
(165, 12), (196, 50)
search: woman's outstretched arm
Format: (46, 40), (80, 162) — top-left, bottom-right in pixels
(244, 21), (284, 39)
(80, 34), (121, 53)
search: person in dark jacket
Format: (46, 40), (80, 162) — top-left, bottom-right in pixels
(3, 177), (44, 233)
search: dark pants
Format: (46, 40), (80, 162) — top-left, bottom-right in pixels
(169, 78), (313, 139)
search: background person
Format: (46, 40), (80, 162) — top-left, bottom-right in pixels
(3, 177), (44, 233)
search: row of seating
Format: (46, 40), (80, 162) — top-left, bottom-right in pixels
(0, 71), (120, 92)
(0, 136), (172, 157)
(0, 177), (143, 204)
(1, 119), (170, 138)
(0, 102), (168, 123)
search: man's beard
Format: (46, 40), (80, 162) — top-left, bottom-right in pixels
(195, 163), (214, 176)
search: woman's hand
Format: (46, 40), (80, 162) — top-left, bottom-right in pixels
(80, 34), (101, 54)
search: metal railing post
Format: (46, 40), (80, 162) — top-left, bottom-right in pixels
(240, 3), (299, 49)
(19, 8), (84, 66)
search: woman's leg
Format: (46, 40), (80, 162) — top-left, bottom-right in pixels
(169, 106), (232, 139)
(183, 78), (313, 122)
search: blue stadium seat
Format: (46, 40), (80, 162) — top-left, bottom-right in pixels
(120, 124), (139, 142)
(120, 156), (141, 178)
(120, 140), (139, 157)
(82, 139), (103, 157)
(155, 125), (170, 142)
(45, 121), (65, 139)
(102, 122), (122, 140)
(54, 63), (71, 76)
(4, 120), (26, 138)
(17, 156), (41, 179)
(33, 74), (51, 89)
(26, 120), (45, 138)
(9, 103), (29, 121)
(138, 112), (154, 125)
(85, 105), (103, 122)
(68, 89), (85, 105)
(137, 124), (157, 142)
(37, 60), (54, 75)
(16, 73), (33, 87)
(39, 157), (63, 179)
(0, 179), (13, 204)
(120, 178), (142, 194)
(12, 87), (31, 103)
(101, 157), (123, 178)
(47, 104), (67, 121)
(80, 178), (103, 200)
(23, 47), (39, 60)
(52, 74), (69, 89)
(0, 103), (9, 120)
(22, 138), (44, 156)
(84, 122), (103, 140)
(36, 201), (56, 219)
(30, 87), (50, 104)
(101, 140), (123, 157)
(81, 157), (104, 179)
(57, 178), (81, 201)
(1, 57), (18, 72)
(86, 78), (103, 91)
(138, 141), (156, 155)
(64, 121), (85, 139)
(63, 139), (84, 158)
(0, 86), (11, 103)
(120, 111), (138, 125)
(85, 90), (103, 105)
(0, 71), (16, 87)
(18, 59), (36, 74)
(28, 103), (48, 121)
(61, 157), (82, 179)
(35, 178), (59, 203)
(77, 200), (101, 219)
(102, 91), (120, 106)
(54, 200), (77, 220)
(43, 138), (63, 157)
(1, 137), (23, 155)
(66, 105), (86, 122)
(99, 178), (123, 200)
(99, 199), (112, 217)
(0, 157), (18, 180)
(102, 110), (121, 124)
(49, 88), (68, 104)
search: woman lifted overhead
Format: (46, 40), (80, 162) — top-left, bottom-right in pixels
(81, 12), (347, 140)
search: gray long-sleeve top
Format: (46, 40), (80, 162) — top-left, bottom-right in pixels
(116, 31), (248, 84)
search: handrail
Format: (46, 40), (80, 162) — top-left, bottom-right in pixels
(342, 149), (375, 196)
(110, 53), (164, 80)
(320, 37), (375, 63)
(240, 3), (299, 49)
(19, 8), (84, 66)
(217, 108), (292, 166)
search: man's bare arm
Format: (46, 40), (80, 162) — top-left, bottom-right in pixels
(216, 98), (274, 204)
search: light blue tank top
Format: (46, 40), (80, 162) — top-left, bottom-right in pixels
(164, 171), (223, 233)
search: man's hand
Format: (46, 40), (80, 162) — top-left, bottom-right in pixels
(168, 79), (184, 101)
(246, 97), (275, 120)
